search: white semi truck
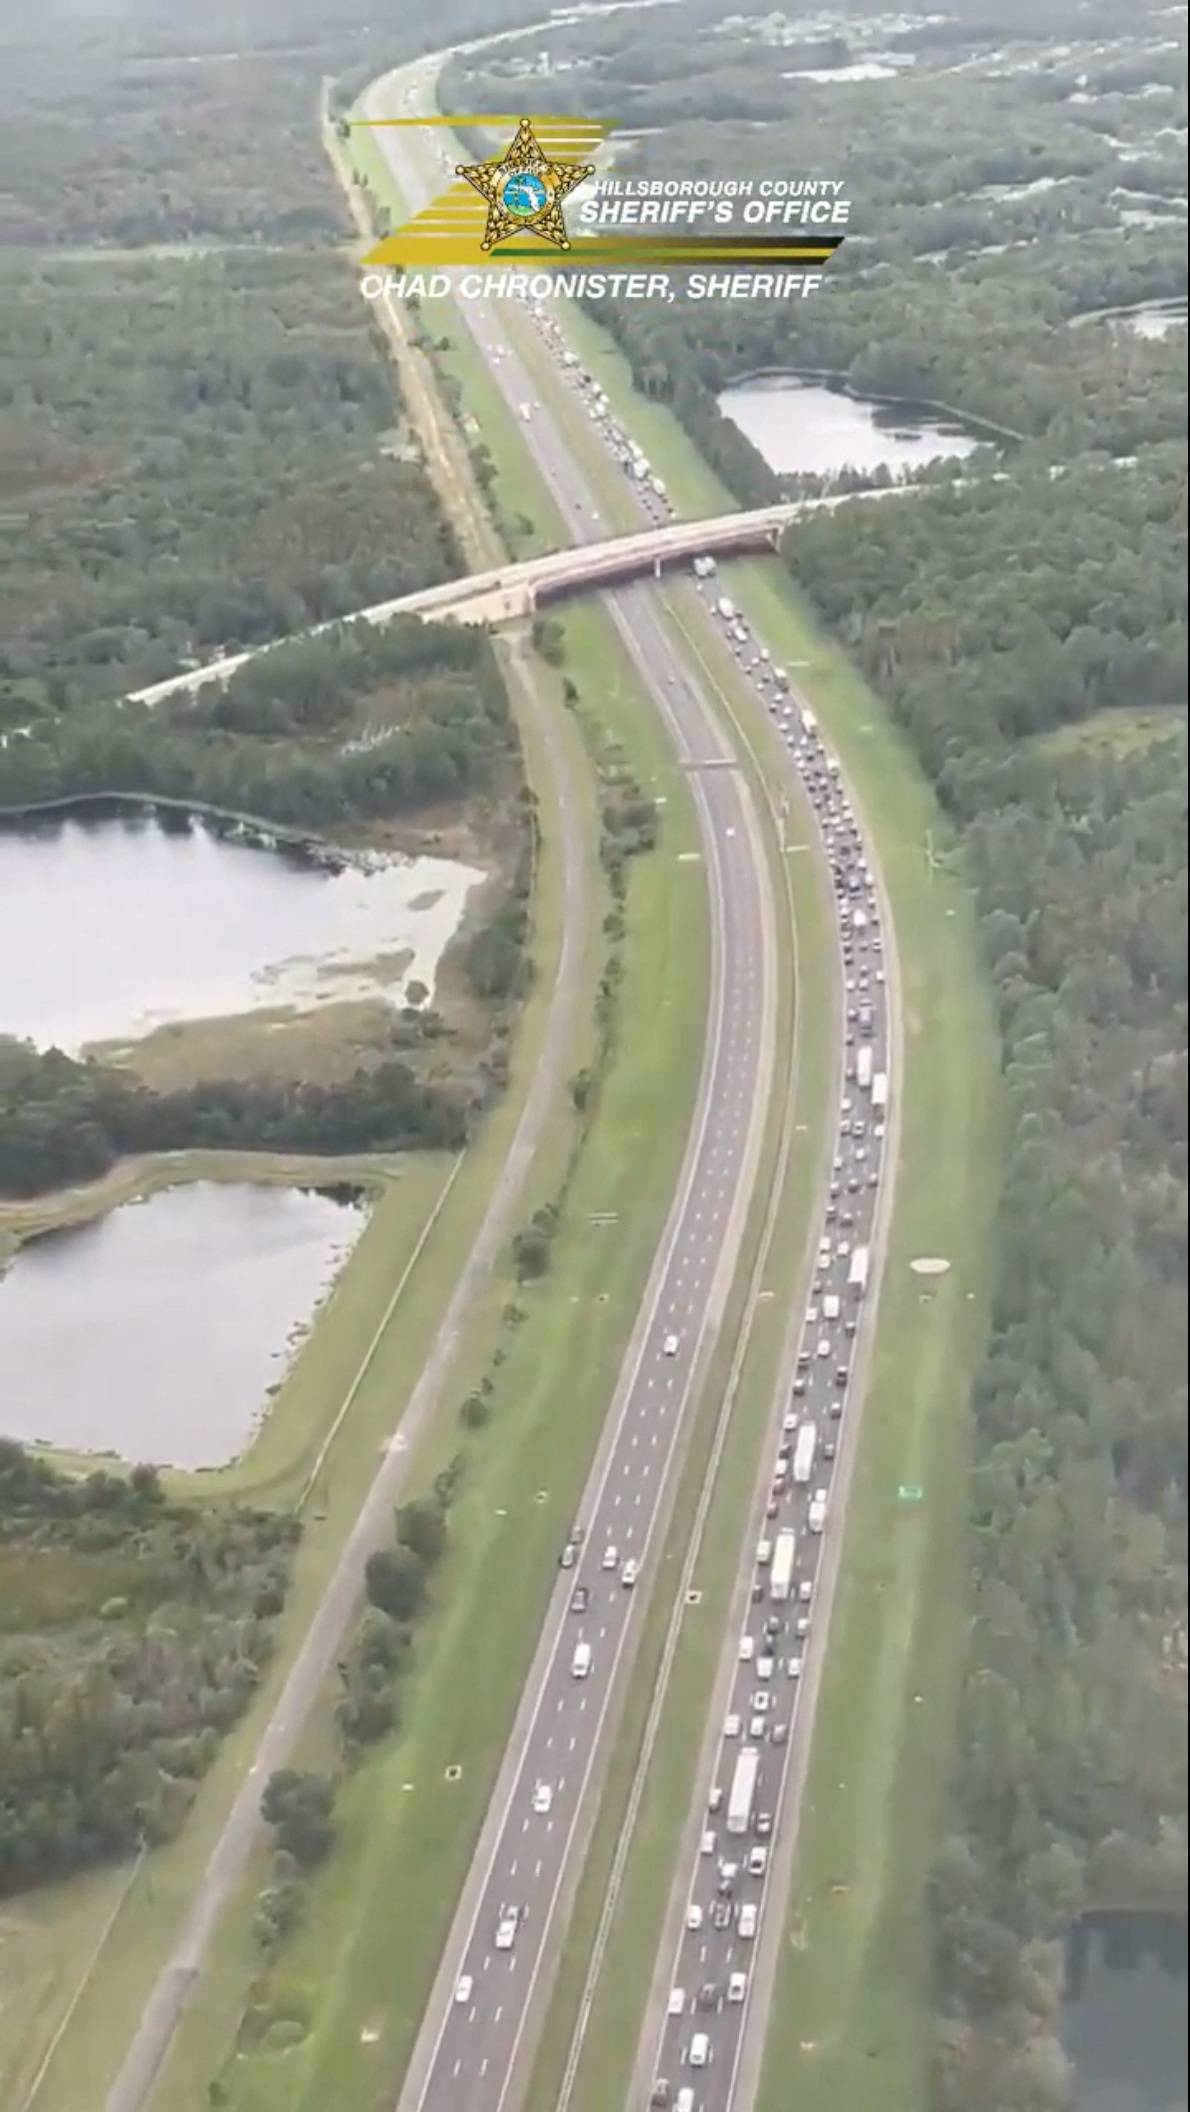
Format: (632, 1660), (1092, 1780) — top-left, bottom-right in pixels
(792, 1423), (817, 1486)
(848, 1245), (870, 1294)
(769, 1528), (797, 1603)
(727, 1746), (761, 1836)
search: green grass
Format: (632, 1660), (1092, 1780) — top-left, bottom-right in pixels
(729, 560), (1001, 2112)
(9, 608), (596, 2112)
(496, 290), (1002, 2106)
(136, 595), (713, 2112)
(528, 587), (838, 2112)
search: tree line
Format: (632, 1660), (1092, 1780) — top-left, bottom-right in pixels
(0, 1440), (300, 1896)
(0, 1040), (469, 1201)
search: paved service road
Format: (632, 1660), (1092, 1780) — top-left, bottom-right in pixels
(368, 79), (780, 2112)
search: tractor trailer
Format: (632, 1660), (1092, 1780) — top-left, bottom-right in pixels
(727, 1746), (761, 1836)
(770, 1528), (797, 1603)
(792, 1423), (817, 1486)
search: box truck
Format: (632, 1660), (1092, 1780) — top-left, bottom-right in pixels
(872, 1072), (888, 1111)
(769, 1528), (796, 1603)
(856, 1045), (874, 1092)
(727, 1746), (761, 1837)
(848, 1245), (870, 1294)
(792, 1424), (817, 1486)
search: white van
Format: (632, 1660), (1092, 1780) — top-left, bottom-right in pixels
(738, 1903), (758, 1939)
(728, 1969), (747, 2003)
(571, 1642), (592, 1679)
(676, 2092), (696, 2112)
(688, 2032), (711, 2068)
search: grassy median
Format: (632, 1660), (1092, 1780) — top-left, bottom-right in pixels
(501, 288), (1001, 2107)
(140, 591), (712, 2112)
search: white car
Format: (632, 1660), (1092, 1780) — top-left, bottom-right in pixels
(689, 2033), (711, 2068)
(787, 1654), (804, 1679)
(738, 1635), (755, 1663)
(621, 1558), (638, 1588)
(663, 1334), (680, 1357)
(757, 1655), (775, 1681)
(750, 1689), (771, 1712)
(708, 1784), (723, 1813)
(728, 1970), (748, 2004)
(532, 1782), (553, 1815)
(455, 1974), (473, 2005)
(724, 1711), (742, 1738)
(668, 1987), (687, 2017)
(799, 1579), (814, 1604)
(816, 1337), (831, 1359)
(602, 1545), (619, 1571)
(701, 1829), (716, 1856)
(495, 1909), (520, 1951)
(738, 1904), (758, 1940)
(749, 1715), (768, 1741)
(686, 1902), (705, 1932)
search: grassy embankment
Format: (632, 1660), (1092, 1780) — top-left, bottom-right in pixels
(93, 114), (720, 2112)
(1, 190), (594, 2112)
(504, 293), (1002, 2110)
(146, 590), (712, 2112)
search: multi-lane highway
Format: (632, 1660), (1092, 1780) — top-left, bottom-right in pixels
(370, 76), (784, 2112)
(496, 300), (897, 2112)
(640, 644), (893, 2112)
(372, 64), (901, 2112)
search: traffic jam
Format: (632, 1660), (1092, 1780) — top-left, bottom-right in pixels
(520, 302), (892, 2108)
(646, 590), (892, 2109)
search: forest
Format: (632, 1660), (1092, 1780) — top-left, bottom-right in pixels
(443, 3), (1190, 2102)
(0, 614), (517, 829)
(0, 1440), (301, 1894)
(787, 438), (1186, 2110)
(0, 1039), (471, 1200)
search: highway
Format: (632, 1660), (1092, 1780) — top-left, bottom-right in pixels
(513, 314), (899, 2112)
(372, 66), (900, 2112)
(368, 76), (785, 2112)
(638, 626), (894, 2112)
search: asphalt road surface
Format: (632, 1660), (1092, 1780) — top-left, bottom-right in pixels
(368, 80), (783, 2112)
(639, 655), (894, 2112)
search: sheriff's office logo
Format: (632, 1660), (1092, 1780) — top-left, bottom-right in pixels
(457, 118), (594, 253)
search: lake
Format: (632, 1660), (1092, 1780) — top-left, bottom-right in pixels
(0, 1181), (368, 1467)
(718, 373), (986, 478)
(0, 808), (483, 1054)
(1064, 1914), (1187, 2112)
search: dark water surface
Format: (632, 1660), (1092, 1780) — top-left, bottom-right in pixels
(0, 1181), (368, 1467)
(1064, 1914), (1187, 2112)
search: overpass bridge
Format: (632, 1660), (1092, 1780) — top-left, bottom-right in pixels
(129, 502), (807, 710)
